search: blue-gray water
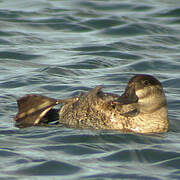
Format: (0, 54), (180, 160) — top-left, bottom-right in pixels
(0, 0), (180, 179)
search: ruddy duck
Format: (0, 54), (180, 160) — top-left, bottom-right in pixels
(14, 74), (169, 133)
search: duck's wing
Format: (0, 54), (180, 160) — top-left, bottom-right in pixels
(91, 86), (139, 117)
(14, 94), (78, 128)
(97, 91), (120, 102)
(120, 107), (139, 117)
(92, 86), (120, 102)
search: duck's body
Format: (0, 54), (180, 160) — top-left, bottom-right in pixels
(14, 74), (169, 133)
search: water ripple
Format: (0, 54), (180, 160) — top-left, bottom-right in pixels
(0, 0), (180, 179)
(101, 22), (179, 36)
(0, 51), (41, 60)
(12, 160), (81, 176)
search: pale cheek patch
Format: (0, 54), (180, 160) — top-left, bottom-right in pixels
(136, 89), (147, 99)
(136, 88), (152, 99)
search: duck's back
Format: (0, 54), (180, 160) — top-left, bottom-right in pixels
(59, 86), (107, 129)
(58, 86), (132, 130)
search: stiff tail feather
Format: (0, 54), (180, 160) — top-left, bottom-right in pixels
(14, 94), (78, 128)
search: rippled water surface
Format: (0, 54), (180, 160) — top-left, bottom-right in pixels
(0, 0), (180, 179)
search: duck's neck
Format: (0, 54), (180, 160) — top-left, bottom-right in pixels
(131, 104), (169, 133)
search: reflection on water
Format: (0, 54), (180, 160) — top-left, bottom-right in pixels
(0, 0), (180, 179)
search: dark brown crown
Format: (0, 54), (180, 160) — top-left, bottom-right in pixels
(128, 74), (162, 87)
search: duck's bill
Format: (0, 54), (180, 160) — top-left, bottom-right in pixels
(112, 85), (138, 105)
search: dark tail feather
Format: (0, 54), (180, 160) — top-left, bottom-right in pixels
(14, 94), (59, 128)
(14, 94), (78, 128)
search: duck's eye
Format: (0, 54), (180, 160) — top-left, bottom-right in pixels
(143, 80), (149, 86)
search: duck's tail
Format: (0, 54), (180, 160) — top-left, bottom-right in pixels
(14, 94), (78, 128)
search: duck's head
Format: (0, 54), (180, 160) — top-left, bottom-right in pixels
(119, 74), (167, 113)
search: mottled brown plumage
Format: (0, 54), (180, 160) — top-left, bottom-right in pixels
(14, 74), (169, 133)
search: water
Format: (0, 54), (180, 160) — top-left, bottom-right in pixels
(0, 0), (180, 179)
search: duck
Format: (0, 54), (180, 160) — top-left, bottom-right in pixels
(14, 74), (169, 133)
